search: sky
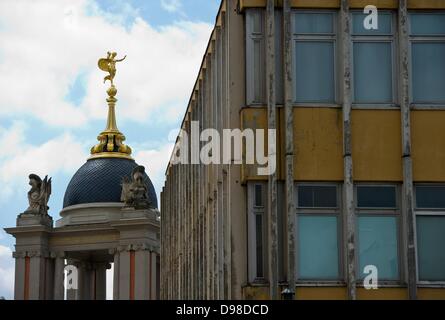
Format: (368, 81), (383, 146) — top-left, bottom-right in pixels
(0, 0), (219, 299)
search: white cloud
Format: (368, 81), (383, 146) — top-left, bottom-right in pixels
(0, 122), (87, 203)
(161, 0), (182, 13)
(0, 0), (212, 127)
(0, 245), (14, 299)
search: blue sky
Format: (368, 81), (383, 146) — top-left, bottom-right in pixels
(0, 0), (219, 299)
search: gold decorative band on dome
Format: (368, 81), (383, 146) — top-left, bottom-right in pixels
(90, 51), (133, 160)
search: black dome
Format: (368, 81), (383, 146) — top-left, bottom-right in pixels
(63, 158), (157, 208)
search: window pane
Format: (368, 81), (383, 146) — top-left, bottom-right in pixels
(357, 186), (396, 208)
(353, 42), (393, 103)
(294, 13), (334, 34)
(416, 216), (445, 281)
(412, 43), (445, 103)
(256, 214), (264, 278)
(253, 39), (264, 102)
(298, 216), (339, 279)
(358, 216), (399, 280)
(352, 12), (392, 35)
(411, 13), (445, 35)
(298, 185), (337, 208)
(416, 186), (445, 209)
(254, 184), (263, 207)
(294, 41), (335, 103)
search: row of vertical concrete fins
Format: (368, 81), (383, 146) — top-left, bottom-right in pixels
(161, 0), (232, 299)
(161, 0), (445, 300)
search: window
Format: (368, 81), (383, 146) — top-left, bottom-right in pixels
(415, 185), (445, 281)
(355, 185), (400, 281)
(246, 10), (283, 105)
(296, 184), (340, 280)
(410, 13), (445, 104)
(248, 182), (267, 282)
(292, 11), (337, 103)
(351, 11), (396, 104)
(246, 9), (265, 105)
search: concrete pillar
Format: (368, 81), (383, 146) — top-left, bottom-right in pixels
(283, 0), (295, 298)
(266, 0), (279, 300)
(398, 0), (417, 300)
(340, 0), (356, 300)
(92, 262), (109, 300)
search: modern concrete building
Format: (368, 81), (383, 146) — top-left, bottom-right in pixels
(161, 0), (445, 300)
(5, 56), (160, 300)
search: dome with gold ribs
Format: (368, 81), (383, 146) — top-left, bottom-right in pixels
(63, 52), (157, 209)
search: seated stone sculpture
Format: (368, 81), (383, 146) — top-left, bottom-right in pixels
(121, 166), (153, 209)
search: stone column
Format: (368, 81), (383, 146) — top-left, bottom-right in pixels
(65, 259), (78, 300)
(92, 262), (109, 300)
(52, 252), (65, 300)
(12, 252), (26, 300)
(5, 214), (54, 300)
(113, 244), (158, 300)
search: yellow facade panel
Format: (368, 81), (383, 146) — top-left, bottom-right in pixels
(417, 288), (445, 300)
(295, 287), (347, 300)
(411, 110), (445, 182)
(294, 107), (344, 181)
(241, 107), (270, 181)
(357, 287), (408, 300)
(349, 0), (398, 9)
(239, 0), (340, 10)
(408, 0), (445, 9)
(351, 110), (403, 182)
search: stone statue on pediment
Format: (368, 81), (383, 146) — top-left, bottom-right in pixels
(121, 166), (153, 209)
(25, 174), (52, 215)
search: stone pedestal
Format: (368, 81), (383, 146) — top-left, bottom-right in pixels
(5, 214), (54, 300)
(111, 208), (160, 300)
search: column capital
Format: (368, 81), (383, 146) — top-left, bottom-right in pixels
(12, 251), (26, 259)
(116, 242), (157, 252)
(50, 251), (66, 259)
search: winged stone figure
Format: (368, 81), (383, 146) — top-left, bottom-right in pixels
(25, 174), (52, 215)
(98, 51), (126, 85)
(121, 166), (152, 209)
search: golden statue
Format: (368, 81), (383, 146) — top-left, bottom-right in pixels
(98, 51), (126, 85)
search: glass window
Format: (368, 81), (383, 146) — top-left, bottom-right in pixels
(415, 185), (445, 209)
(294, 41), (335, 103)
(248, 182), (266, 282)
(358, 216), (399, 280)
(352, 11), (395, 104)
(352, 12), (393, 35)
(353, 42), (393, 103)
(416, 216), (445, 281)
(298, 185), (337, 208)
(254, 184), (263, 207)
(410, 13), (445, 104)
(357, 185), (396, 208)
(246, 9), (265, 105)
(410, 13), (445, 36)
(255, 214), (264, 278)
(411, 43), (445, 103)
(298, 216), (339, 279)
(355, 184), (400, 281)
(293, 12), (336, 103)
(294, 12), (334, 34)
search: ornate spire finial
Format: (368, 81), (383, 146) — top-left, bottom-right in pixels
(90, 51), (132, 160)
